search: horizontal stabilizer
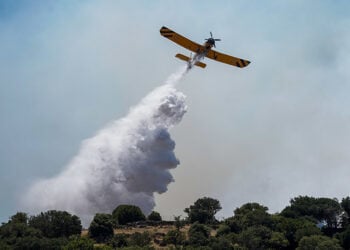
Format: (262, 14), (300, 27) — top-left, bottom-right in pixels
(175, 53), (206, 68)
(175, 53), (189, 61)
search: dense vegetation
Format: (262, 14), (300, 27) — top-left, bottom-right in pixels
(1, 196), (350, 249)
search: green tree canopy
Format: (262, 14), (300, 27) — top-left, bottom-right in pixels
(0, 240), (10, 250)
(336, 225), (350, 250)
(88, 213), (114, 243)
(13, 236), (68, 250)
(147, 211), (162, 221)
(108, 234), (129, 248)
(184, 197), (222, 224)
(226, 203), (273, 233)
(0, 220), (42, 245)
(63, 235), (94, 250)
(268, 231), (289, 249)
(237, 225), (272, 249)
(188, 222), (210, 246)
(210, 236), (233, 250)
(164, 229), (185, 246)
(281, 196), (342, 231)
(112, 205), (146, 225)
(29, 210), (82, 238)
(0, 215), (68, 250)
(9, 212), (28, 224)
(174, 215), (186, 231)
(341, 197), (350, 227)
(297, 235), (342, 250)
(272, 215), (320, 249)
(216, 224), (231, 237)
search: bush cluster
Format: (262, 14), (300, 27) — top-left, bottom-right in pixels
(2, 196), (350, 249)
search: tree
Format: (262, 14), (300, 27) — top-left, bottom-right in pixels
(237, 225), (272, 249)
(12, 237), (67, 250)
(0, 240), (10, 250)
(112, 205), (146, 225)
(184, 197), (222, 224)
(29, 210), (82, 238)
(63, 235), (94, 250)
(281, 196), (342, 233)
(336, 225), (350, 250)
(317, 197), (342, 232)
(272, 215), (320, 249)
(226, 203), (272, 233)
(341, 197), (350, 227)
(297, 235), (342, 250)
(88, 213), (114, 243)
(164, 229), (185, 246)
(210, 236), (233, 250)
(0, 219), (43, 245)
(108, 234), (129, 248)
(128, 232), (151, 247)
(0, 219), (68, 249)
(216, 224), (231, 237)
(294, 225), (322, 243)
(9, 212), (28, 224)
(147, 211), (162, 221)
(188, 222), (210, 246)
(174, 215), (185, 230)
(268, 232), (289, 249)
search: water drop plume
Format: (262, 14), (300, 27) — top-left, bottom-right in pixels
(22, 66), (189, 225)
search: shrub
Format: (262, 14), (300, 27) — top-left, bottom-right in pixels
(184, 197), (221, 224)
(88, 213), (114, 243)
(164, 229), (185, 246)
(297, 235), (342, 250)
(129, 232), (151, 247)
(29, 210), (82, 238)
(216, 224), (231, 237)
(108, 234), (129, 248)
(63, 235), (94, 250)
(147, 211), (162, 221)
(112, 205), (146, 225)
(188, 222), (210, 246)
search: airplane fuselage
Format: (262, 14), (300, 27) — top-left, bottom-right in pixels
(191, 41), (214, 66)
(160, 26), (251, 69)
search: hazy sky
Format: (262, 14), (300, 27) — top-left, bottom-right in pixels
(1, 0), (350, 223)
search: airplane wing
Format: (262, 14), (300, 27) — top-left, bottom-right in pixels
(160, 26), (203, 53)
(206, 49), (250, 68)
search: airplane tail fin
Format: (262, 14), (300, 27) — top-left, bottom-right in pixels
(175, 53), (206, 68)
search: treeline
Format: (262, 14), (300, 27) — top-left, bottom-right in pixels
(1, 196), (350, 249)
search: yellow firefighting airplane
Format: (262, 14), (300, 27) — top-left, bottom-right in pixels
(160, 26), (250, 69)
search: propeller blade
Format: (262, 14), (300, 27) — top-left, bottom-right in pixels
(215, 39), (221, 41)
(210, 32), (213, 38)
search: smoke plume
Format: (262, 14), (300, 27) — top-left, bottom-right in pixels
(21, 66), (188, 225)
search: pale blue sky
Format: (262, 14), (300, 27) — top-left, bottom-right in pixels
(1, 1), (350, 223)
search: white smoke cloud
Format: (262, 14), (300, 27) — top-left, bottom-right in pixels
(21, 67), (188, 226)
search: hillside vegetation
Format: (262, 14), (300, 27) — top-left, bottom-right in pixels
(1, 196), (350, 249)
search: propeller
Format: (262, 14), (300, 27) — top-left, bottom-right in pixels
(205, 32), (221, 48)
